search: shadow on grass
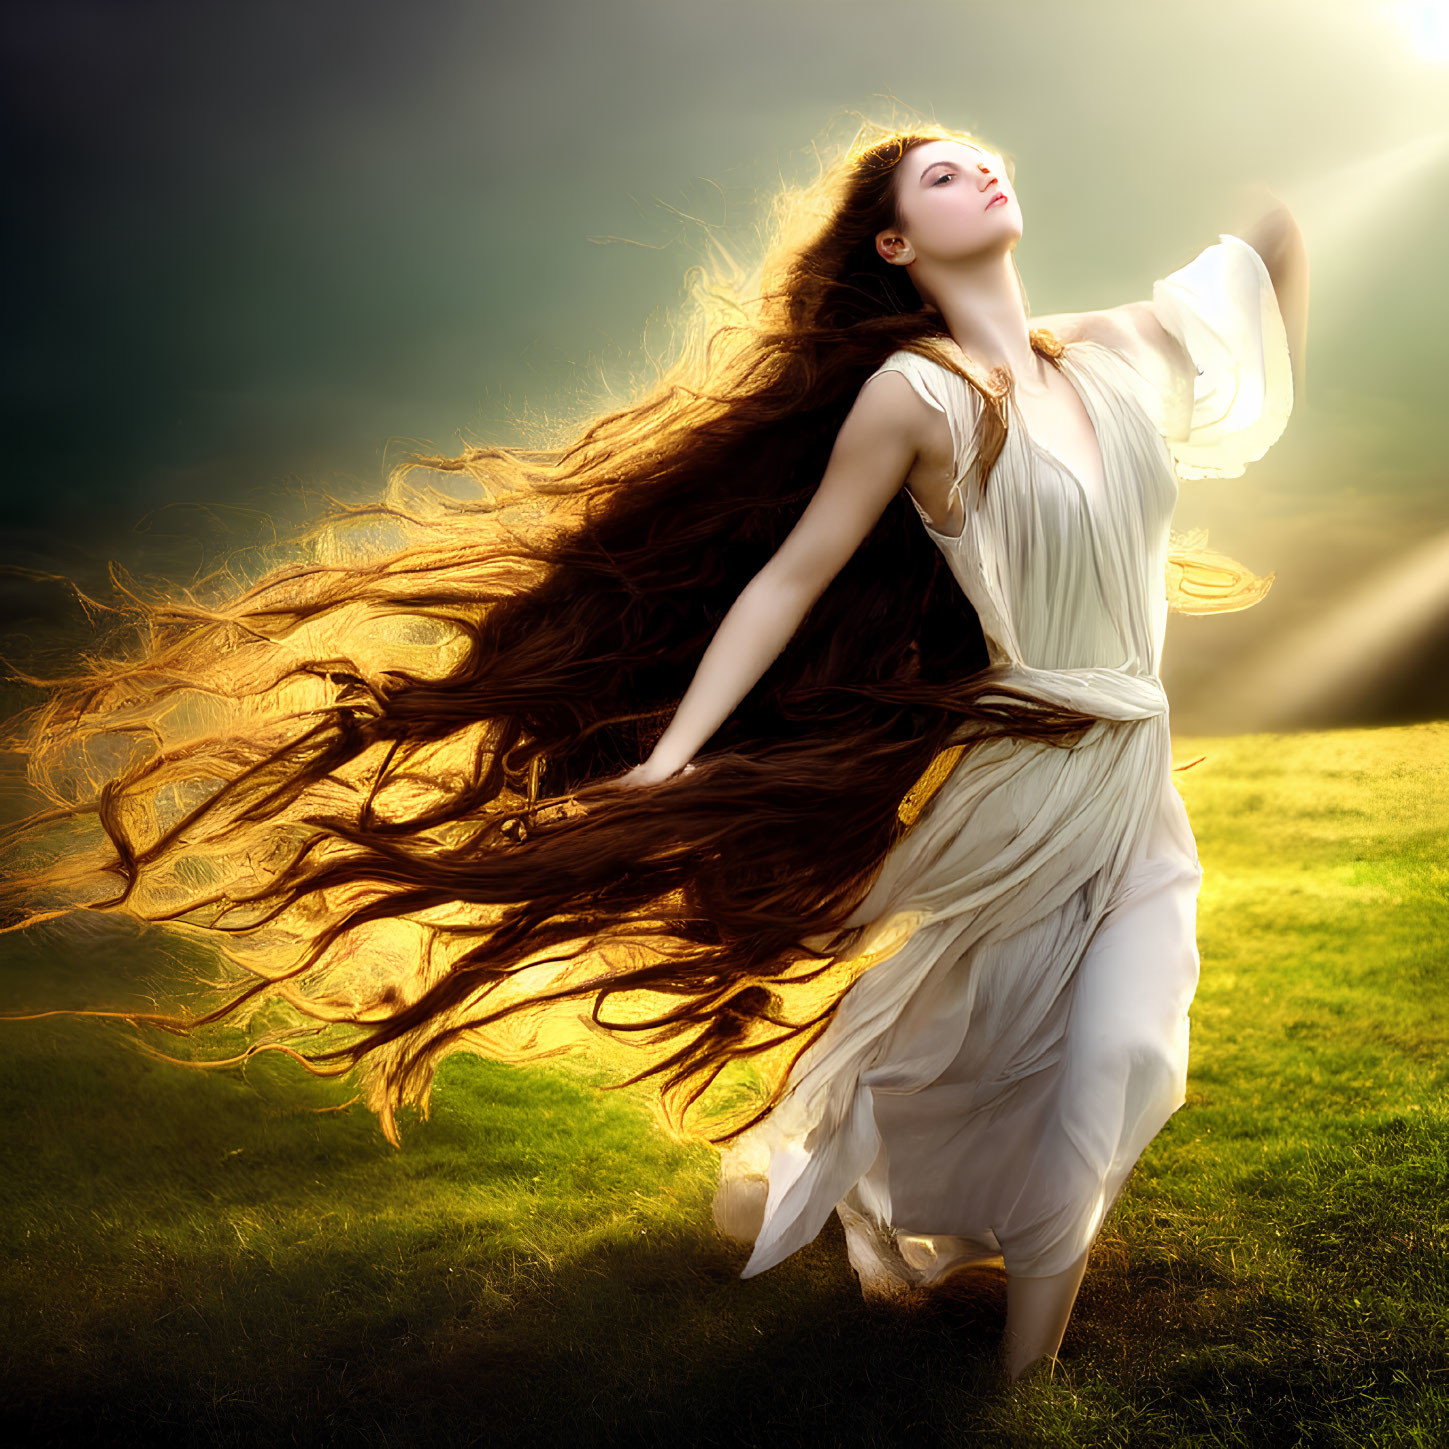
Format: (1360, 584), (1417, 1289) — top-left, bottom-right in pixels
(0, 1001), (1028, 1448)
(7, 1017), (1436, 1449)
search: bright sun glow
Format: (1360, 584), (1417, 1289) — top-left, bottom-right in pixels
(1394, 0), (1449, 62)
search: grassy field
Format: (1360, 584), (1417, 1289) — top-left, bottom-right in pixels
(1, 722), (1445, 1447)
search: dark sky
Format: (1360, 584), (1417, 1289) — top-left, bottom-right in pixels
(3, 0), (1447, 733)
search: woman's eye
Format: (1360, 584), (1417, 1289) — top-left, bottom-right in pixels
(933, 172), (954, 185)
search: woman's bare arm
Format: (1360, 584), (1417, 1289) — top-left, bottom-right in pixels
(1236, 200), (1310, 404)
(606, 370), (929, 786)
(1035, 200), (1310, 405)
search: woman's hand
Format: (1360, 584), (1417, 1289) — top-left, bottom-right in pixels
(597, 759), (697, 791)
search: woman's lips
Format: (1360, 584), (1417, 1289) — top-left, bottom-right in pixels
(986, 192), (1008, 209)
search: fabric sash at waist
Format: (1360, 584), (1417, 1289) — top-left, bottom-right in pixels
(983, 662), (1169, 722)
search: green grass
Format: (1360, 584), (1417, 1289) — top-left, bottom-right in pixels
(1, 722), (1446, 1446)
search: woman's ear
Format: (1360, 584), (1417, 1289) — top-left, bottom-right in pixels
(876, 229), (915, 267)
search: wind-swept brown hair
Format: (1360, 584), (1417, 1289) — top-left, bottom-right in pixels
(0, 118), (1264, 1147)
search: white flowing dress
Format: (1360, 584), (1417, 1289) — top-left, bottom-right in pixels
(713, 234), (1295, 1289)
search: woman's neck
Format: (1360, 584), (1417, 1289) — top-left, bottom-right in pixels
(916, 250), (1048, 391)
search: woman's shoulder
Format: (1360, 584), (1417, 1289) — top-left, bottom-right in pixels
(1033, 305), (1195, 390)
(865, 342), (982, 412)
(860, 345), (979, 479)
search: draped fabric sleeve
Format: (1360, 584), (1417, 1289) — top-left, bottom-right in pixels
(865, 348), (982, 521)
(1147, 233), (1295, 479)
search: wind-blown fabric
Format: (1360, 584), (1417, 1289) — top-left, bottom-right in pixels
(713, 234), (1294, 1289)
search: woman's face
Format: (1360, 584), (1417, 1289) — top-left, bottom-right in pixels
(879, 139), (1022, 267)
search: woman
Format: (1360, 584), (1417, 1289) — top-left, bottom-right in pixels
(2, 121), (1306, 1383)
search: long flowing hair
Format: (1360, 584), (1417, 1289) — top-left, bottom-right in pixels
(0, 118), (1268, 1147)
